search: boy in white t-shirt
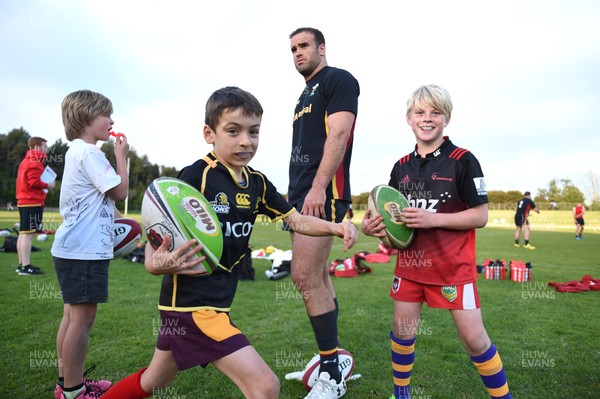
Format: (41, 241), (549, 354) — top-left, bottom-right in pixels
(51, 90), (129, 399)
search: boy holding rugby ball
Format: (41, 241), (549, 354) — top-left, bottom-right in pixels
(103, 86), (357, 399)
(361, 84), (512, 399)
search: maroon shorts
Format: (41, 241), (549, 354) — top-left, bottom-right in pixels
(390, 275), (480, 310)
(156, 310), (251, 370)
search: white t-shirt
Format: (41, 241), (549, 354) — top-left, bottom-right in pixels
(51, 139), (122, 260)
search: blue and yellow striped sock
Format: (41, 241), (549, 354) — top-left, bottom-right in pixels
(471, 343), (512, 398)
(391, 332), (415, 399)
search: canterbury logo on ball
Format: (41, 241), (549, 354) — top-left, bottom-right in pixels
(383, 201), (404, 225)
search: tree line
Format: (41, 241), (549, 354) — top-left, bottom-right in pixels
(350, 179), (596, 211)
(3, 127), (597, 212)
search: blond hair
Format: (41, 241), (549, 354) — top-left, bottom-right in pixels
(61, 90), (113, 141)
(406, 84), (453, 118)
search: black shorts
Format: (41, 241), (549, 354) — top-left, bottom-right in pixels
(53, 257), (109, 304)
(514, 214), (529, 227)
(575, 218), (585, 225)
(19, 206), (44, 233)
(282, 199), (350, 232)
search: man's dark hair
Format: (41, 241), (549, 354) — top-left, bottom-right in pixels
(289, 27), (325, 46)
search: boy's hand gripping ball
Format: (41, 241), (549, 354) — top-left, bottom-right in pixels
(141, 177), (223, 275)
(367, 184), (414, 249)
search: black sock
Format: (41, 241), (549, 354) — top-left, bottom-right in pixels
(525, 240), (529, 245)
(309, 310), (341, 382)
(319, 350), (340, 382)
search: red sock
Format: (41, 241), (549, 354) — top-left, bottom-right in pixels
(101, 368), (151, 399)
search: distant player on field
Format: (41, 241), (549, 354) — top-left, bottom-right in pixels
(102, 87), (358, 399)
(514, 191), (539, 249)
(573, 202), (585, 240)
(362, 84), (512, 399)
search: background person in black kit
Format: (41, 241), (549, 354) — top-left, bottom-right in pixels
(514, 191), (539, 249)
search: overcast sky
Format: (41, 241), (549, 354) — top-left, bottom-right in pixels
(2, 0), (599, 202)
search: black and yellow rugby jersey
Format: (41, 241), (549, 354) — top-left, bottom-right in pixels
(288, 66), (359, 205)
(158, 152), (294, 312)
(388, 137), (488, 286)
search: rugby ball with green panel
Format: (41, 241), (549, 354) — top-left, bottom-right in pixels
(141, 177), (223, 275)
(367, 184), (414, 249)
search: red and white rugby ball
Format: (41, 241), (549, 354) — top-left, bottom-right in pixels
(141, 177), (223, 275)
(368, 185), (414, 249)
(302, 349), (354, 391)
(113, 218), (142, 257)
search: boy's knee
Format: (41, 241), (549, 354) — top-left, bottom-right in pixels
(392, 319), (419, 341)
(460, 332), (490, 355)
(248, 372), (279, 399)
(264, 373), (280, 397)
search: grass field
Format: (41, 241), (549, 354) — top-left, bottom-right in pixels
(1, 210), (599, 398)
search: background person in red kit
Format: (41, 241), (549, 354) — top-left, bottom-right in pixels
(15, 136), (56, 275)
(572, 202), (585, 239)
